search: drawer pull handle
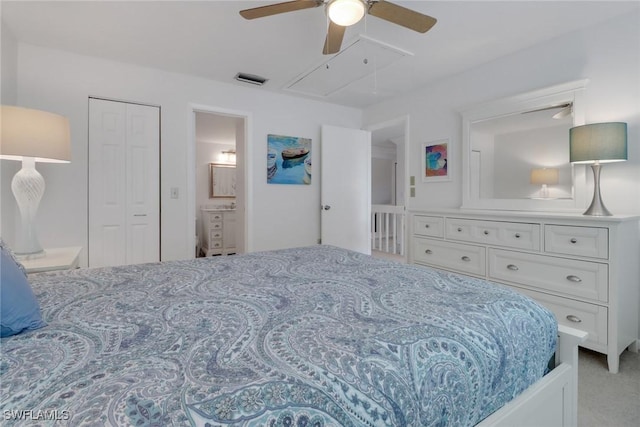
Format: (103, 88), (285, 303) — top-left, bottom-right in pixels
(425, 249), (433, 254)
(507, 264), (519, 271)
(566, 315), (582, 323)
(483, 230), (489, 235)
(133, 214), (147, 217)
(425, 224), (430, 228)
(570, 238), (577, 244)
(457, 227), (462, 232)
(514, 233), (521, 238)
(566, 275), (582, 283)
(461, 256), (471, 262)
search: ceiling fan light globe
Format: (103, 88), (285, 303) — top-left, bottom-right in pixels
(327, 0), (366, 27)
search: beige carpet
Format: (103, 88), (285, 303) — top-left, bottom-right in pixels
(578, 348), (640, 427)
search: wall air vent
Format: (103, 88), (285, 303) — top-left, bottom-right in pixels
(235, 72), (268, 86)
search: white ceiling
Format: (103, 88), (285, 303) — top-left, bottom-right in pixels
(2, 1), (638, 108)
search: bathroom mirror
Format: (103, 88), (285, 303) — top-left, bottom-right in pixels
(461, 80), (588, 212)
(210, 163), (236, 198)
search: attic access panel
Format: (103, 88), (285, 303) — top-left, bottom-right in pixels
(285, 35), (413, 98)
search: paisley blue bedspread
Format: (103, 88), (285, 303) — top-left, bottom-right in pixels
(1, 245), (556, 426)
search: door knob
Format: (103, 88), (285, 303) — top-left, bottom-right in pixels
(323, 205), (331, 210)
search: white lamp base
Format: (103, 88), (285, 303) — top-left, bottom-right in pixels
(11, 157), (45, 255)
(540, 184), (549, 199)
(583, 163), (612, 216)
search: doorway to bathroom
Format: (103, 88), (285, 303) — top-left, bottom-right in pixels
(192, 109), (247, 257)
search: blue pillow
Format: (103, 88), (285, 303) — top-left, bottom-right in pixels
(1, 245), (46, 337)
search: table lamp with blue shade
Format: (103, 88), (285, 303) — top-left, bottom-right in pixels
(569, 122), (627, 216)
(0, 106), (71, 256)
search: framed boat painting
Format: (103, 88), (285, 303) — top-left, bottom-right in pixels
(422, 139), (451, 182)
(267, 134), (312, 185)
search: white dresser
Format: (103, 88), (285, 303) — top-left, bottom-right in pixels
(409, 208), (640, 373)
(201, 209), (236, 256)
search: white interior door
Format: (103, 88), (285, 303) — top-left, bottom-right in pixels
(321, 124), (371, 254)
(89, 98), (160, 267)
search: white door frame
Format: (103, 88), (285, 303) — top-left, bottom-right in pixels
(187, 104), (253, 257)
(366, 115), (410, 258)
(366, 114), (410, 203)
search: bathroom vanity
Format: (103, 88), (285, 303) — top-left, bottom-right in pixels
(201, 207), (236, 256)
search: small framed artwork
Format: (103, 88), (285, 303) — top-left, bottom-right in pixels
(422, 139), (451, 182)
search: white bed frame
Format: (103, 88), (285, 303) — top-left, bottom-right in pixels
(478, 325), (588, 427)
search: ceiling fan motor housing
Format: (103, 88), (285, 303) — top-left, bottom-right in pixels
(326, 0), (367, 27)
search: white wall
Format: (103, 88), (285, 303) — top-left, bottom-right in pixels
(1, 19), (17, 105)
(493, 125), (571, 199)
(364, 10), (640, 215)
(0, 19), (19, 242)
(372, 157), (394, 204)
(4, 43), (362, 265)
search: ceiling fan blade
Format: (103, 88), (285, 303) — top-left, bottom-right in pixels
(368, 0), (437, 33)
(323, 21), (346, 55)
(240, 0), (321, 20)
(522, 103), (572, 114)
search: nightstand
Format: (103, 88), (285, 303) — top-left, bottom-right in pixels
(20, 246), (82, 273)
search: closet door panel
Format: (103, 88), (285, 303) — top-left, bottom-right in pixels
(89, 99), (127, 267)
(89, 99), (159, 267)
(125, 103), (160, 265)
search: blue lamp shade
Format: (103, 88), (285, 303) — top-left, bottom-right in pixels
(569, 122), (627, 164)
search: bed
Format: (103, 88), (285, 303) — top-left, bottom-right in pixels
(1, 245), (585, 426)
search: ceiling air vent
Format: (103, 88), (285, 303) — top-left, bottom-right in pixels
(234, 72), (268, 86)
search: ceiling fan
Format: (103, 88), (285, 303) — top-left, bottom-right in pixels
(523, 103), (573, 119)
(239, 0), (437, 55)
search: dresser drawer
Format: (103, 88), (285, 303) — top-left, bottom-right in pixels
(515, 287), (607, 351)
(210, 230), (222, 240)
(208, 239), (222, 249)
(413, 215), (444, 238)
(446, 218), (540, 251)
(489, 249), (608, 302)
(545, 225), (608, 259)
(209, 213), (224, 222)
(210, 221), (223, 230)
(413, 237), (485, 276)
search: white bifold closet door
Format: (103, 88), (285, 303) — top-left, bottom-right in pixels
(88, 98), (160, 267)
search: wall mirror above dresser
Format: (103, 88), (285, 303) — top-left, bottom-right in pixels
(461, 80), (589, 211)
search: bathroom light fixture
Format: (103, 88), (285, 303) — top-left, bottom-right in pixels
(0, 105), (71, 255)
(327, 0), (366, 26)
(570, 122), (627, 216)
(222, 149), (236, 164)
